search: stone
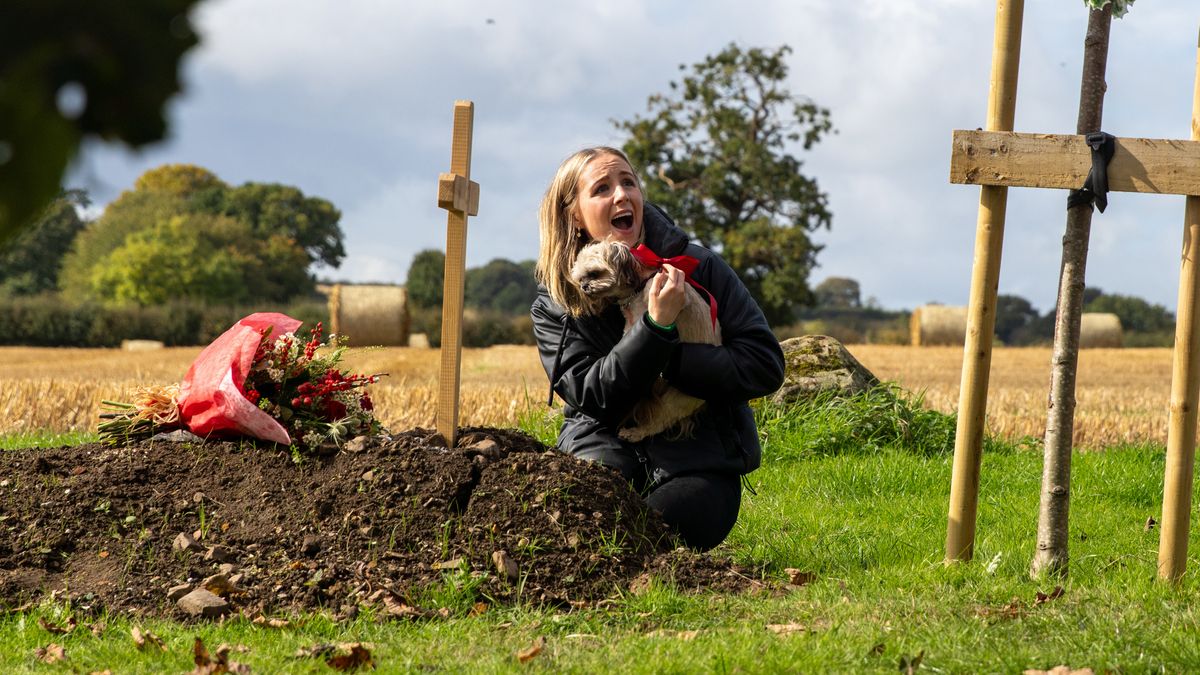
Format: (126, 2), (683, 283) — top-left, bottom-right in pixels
(150, 429), (204, 443)
(177, 588), (230, 618)
(204, 545), (234, 563)
(218, 563), (238, 575)
(343, 436), (370, 453)
(166, 583), (192, 601)
(201, 574), (237, 597)
(770, 335), (881, 406)
(300, 535), (322, 557)
(492, 550), (519, 581)
(172, 532), (203, 553)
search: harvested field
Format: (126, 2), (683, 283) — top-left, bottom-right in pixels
(0, 344), (1176, 448)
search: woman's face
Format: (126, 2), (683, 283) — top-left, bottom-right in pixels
(572, 153), (644, 247)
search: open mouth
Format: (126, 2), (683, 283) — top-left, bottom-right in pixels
(611, 214), (634, 231)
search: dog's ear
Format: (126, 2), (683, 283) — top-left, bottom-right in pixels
(608, 243), (642, 289)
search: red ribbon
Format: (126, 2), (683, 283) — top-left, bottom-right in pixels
(629, 244), (718, 328)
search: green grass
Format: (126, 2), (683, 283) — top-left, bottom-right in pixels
(4, 394), (1200, 672)
(0, 430), (97, 450)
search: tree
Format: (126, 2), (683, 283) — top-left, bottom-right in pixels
(201, 182), (345, 269)
(466, 259), (538, 314)
(617, 43), (834, 325)
(0, 190), (88, 295)
(406, 249), (445, 309)
(814, 277), (861, 309)
(59, 164), (342, 304)
(994, 294), (1040, 345)
(1085, 292), (1173, 334)
(1033, 0), (1121, 580)
(0, 0), (203, 242)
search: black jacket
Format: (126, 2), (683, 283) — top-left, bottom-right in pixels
(531, 204), (785, 481)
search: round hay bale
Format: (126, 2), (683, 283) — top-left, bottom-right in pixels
(910, 305), (968, 346)
(1079, 312), (1122, 348)
(121, 339), (165, 351)
(328, 283), (410, 347)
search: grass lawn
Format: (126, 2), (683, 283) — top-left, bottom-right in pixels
(3, 392), (1199, 673)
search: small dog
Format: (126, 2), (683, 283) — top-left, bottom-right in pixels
(569, 240), (722, 442)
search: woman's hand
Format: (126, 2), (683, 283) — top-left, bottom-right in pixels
(647, 264), (687, 327)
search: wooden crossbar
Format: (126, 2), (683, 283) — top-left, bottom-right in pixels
(950, 130), (1200, 196)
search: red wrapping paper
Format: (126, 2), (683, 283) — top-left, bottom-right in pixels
(177, 312), (302, 445)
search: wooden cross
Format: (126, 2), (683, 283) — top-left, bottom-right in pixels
(435, 100), (480, 449)
(945, 2), (1200, 581)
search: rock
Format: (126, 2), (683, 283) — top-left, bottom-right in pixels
(492, 550), (519, 581)
(167, 583), (192, 601)
(177, 588), (230, 618)
(343, 436), (370, 453)
(172, 532), (203, 553)
(204, 546), (234, 563)
(201, 574), (237, 597)
(464, 439), (501, 460)
(770, 335), (881, 406)
(150, 429), (205, 443)
(218, 563), (238, 575)
(300, 535), (322, 557)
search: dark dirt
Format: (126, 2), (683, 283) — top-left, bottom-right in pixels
(0, 427), (758, 620)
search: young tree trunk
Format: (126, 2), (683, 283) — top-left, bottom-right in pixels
(1030, 4), (1113, 579)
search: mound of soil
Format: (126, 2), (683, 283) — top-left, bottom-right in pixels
(0, 427), (756, 619)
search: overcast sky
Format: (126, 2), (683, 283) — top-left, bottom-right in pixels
(67, 0), (1198, 314)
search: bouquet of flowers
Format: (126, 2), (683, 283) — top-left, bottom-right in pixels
(99, 312), (384, 451)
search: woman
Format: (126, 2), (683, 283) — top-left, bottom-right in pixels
(531, 146), (784, 551)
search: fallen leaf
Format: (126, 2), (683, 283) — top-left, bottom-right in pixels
(131, 626), (167, 652)
(1035, 586), (1065, 605)
(766, 623), (807, 636)
(1023, 667), (1095, 675)
(251, 614), (290, 628)
(295, 643), (338, 659)
(35, 643), (66, 664)
(98, 550), (109, 558)
(89, 621), (107, 637)
(867, 642), (885, 657)
(784, 568), (816, 586)
(1145, 517), (1157, 531)
(192, 636), (251, 674)
(38, 615), (77, 634)
(382, 596), (427, 620)
(899, 649), (925, 674)
(516, 636), (545, 663)
(469, 601), (488, 616)
(326, 643), (375, 671)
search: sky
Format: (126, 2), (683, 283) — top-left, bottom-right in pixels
(66, 0), (1199, 315)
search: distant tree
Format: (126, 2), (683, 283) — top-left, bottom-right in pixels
(406, 249), (445, 309)
(994, 294), (1041, 345)
(814, 277), (861, 309)
(466, 259), (538, 314)
(200, 182), (345, 268)
(617, 43), (834, 325)
(59, 164), (343, 304)
(0, 190), (88, 295)
(0, 0), (203, 242)
(1085, 291), (1174, 333)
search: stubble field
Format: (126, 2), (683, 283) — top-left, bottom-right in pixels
(0, 344), (1174, 448)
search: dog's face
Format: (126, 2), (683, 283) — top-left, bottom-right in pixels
(569, 240), (643, 300)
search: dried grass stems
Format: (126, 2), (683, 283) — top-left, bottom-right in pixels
(0, 344), (1176, 448)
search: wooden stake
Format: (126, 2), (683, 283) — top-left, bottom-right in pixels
(945, 0), (1024, 564)
(1158, 28), (1200, 582)
(435, 101), (479, 449)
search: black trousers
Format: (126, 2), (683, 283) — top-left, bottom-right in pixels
(570, 443), (743, 551)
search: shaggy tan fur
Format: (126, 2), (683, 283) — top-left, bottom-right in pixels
(569, 240), (722, 441)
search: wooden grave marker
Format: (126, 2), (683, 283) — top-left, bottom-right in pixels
(945, 3), (1200, 581)
(435, 100), (480, 449)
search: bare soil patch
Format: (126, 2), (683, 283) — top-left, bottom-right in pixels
(0, 427), (756, 619)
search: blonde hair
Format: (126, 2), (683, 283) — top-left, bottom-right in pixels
(536, 146), (641, 317)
